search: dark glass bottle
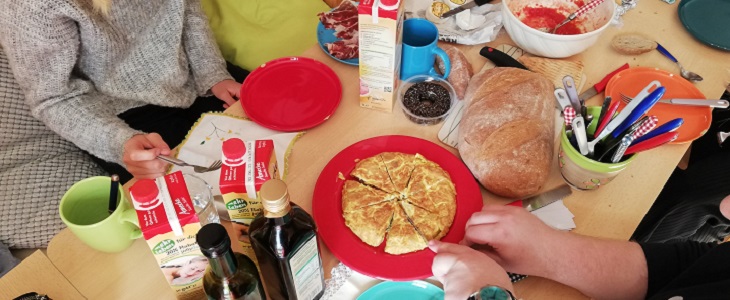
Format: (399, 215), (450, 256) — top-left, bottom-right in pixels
(196, 223), (266, 300)
(249, 179), (325, 300)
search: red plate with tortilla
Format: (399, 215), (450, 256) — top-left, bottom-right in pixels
(312, 135), (482, 281)
(604, 67), (711, 144)
(240, 57), (342, 132)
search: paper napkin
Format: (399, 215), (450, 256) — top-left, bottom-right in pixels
(531, 200), (576, 231)
(169, 113), (303, 195)
(404, 1), (503, 45)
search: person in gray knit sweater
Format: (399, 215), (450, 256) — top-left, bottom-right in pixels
(0, 0), (242, 182)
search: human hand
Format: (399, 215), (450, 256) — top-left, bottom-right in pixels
(430, 240), (514, 300)
(462, 205), (566, 277)
(720, 194), (730, 220)
(211, 79), (241, 109)
(122, 133), (171, 179)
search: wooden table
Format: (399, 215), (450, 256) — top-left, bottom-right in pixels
(41, 0), (730, 299)
(0, 251), (85, 300)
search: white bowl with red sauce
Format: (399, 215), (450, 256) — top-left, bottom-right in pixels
(502, 0), (616, 58)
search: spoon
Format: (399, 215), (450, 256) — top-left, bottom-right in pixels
(656, 43), (703, 82)
(551, 0), (607, 34)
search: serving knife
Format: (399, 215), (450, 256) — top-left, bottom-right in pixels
(479, 47), (528, 70)
(579, 63), (629, 101)
(441, 0), (494, 18)
(522, 185), (573, 212)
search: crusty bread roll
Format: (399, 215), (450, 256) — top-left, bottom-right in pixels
(436, 44), (473, 100)
(457, 68), (555, 198)
(611, 33), (657, 55)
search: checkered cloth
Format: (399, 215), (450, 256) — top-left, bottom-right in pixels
(0, 48), (106, 249)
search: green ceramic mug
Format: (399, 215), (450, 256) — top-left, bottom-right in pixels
(558, 106), (638, 190)
(59, 176), (142, 253)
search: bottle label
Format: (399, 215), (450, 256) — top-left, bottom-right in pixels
(288, 235), (324, 300)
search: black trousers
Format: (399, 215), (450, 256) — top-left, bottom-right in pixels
(93, 63), (249, 183)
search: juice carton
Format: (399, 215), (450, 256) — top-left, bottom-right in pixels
(219, 138), (279, 264)
(358, 0), (405, 113)
(129, 171), (206, 299)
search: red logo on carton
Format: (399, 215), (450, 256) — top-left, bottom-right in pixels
(220, 139), (276, 196)
(130, 171), (200, 240)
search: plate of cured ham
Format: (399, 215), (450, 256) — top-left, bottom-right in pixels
(317, 0), (359, 66)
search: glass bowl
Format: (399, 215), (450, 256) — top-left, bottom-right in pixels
(397, 75), (456, 125)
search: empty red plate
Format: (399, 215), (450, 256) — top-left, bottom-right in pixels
(240, 57), (343, 131)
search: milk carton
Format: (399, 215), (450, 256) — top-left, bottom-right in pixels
(358, 0), (404, 113)
(129, 171), (206, 299)
(219, 138), (279, 265)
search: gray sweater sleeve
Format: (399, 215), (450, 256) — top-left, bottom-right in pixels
(183, 0), (234, 96)
(0, 14), (140, 165)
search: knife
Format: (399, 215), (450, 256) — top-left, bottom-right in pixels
(611, 86), (665, 138)
(479, 47), (528, 70)
(441, 0), (494, 19)
(623, 131), (679, 155)
(522, 185), (573, 212)
(592, 80), (661, 144)
(579, 63), (630, 101)
(631, 118), (683, 145)
(563, 75), (582, 114)
(572, 116), (589, 155)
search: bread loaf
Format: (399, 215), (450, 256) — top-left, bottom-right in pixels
(457, 68), (555, 198)
(436, 44), (473, 100)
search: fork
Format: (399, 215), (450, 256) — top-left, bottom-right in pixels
(619, 93), (729, 108)
(157, 155), (223, 173)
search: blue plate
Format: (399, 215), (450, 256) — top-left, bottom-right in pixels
(357, 281), (444, 300)
(316, 5), (359, 66)
(678, 0), (730, 51)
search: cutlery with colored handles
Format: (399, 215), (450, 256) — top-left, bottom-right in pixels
(632, 118), (683, 145)
(611, 86), (665, 138)
(587, 81), (661, 155)
(624, 131), (679, 155)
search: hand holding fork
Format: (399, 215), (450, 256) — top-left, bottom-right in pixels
(157, 155), (222, 173)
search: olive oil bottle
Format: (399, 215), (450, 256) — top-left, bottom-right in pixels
(249, 179), (325, 300)
(196, 223), (266, 300)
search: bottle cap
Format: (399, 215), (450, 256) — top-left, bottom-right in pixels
(379, 0), (400, 10)
(222, 138), (246, 166)
(260, 179), (291, 218)
(196, 223), (231, 258)
(129, 179), (161, 210)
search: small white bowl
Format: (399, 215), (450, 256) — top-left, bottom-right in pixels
(502, 0), (616, 58)
(398, 75), (456, 126)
